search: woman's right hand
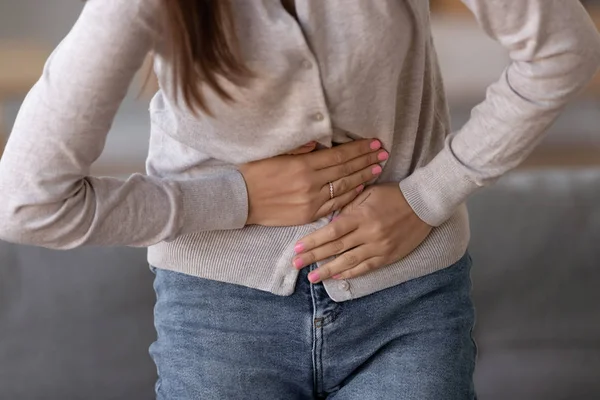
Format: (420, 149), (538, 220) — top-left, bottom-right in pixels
(239, 139), (387, 226)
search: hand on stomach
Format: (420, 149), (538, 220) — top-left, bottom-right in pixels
(239, 139), (388, 226)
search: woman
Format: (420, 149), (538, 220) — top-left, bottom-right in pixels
(1, 0), (599, 398)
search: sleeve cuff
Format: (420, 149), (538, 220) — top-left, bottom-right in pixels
(399, 145), (482, 227)
(178, 169), (249, 233)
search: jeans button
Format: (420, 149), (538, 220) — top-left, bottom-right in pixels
(313, 112), (325, 122)
(340, 280), (350, 291)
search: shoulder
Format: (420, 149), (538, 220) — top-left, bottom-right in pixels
(82, 0), (164, 38)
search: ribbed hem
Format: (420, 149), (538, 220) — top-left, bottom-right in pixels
(399, 145), (481, 227)
(148, 222), (317, 296)
(177, 169), (249, 234)
(148, 206), (470, 302)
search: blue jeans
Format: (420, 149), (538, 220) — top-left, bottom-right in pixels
(149, 253), (477, 399)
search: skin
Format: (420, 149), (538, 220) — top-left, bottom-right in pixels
(240, 139), (388, 227)
(241, 138), (430, 283)
(293, 180), (432, 283)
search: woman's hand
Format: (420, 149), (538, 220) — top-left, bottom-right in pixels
(292, 183), (432, 283)
(239, 139), (387, 226)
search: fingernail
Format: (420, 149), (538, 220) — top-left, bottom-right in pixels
(293, 258), (303, 269)
(304, 141), (316, 147)
(332, 215), (340, 222)
(356, 185), (365, 193)
(372, 165), (382, 175)
(294, 243), (305, 254)
(370, 140), (381, 150)
(377, 151), (389, 161)
(332, 274), (342, 280)
(308, 271), (320, 283)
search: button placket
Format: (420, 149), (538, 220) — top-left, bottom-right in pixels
(313, 112), (325, 122)
(301, 59), (312, 69)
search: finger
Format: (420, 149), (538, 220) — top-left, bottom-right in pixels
(294, 216), (357, 255)
(314, 184), (364, 219)
(292, 231), (363, 270)
(331, 256), (387, 281)
(286, 141), (317, 155)
(306, 246), (375, 283)
(325, 160), (384, 198)
(307, 139), (381, 170)
(319, 149), (387, 186)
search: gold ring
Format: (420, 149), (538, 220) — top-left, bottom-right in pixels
(329, 182), (335, 199)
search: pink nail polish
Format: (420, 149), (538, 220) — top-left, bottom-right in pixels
(293, 258), (303, 269)
(332, 274), (342, 280)
(308, 271), (320, 283)
(372, 165), (382, 175)
(356, 185), (365, 193)
(370, 140), (381, 150)
(377, 151), (389, 161)
(294, 243), (305, 254)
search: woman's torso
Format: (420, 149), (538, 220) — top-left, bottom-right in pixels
(146, 0), (470, 301)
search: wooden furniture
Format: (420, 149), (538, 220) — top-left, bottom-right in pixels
(0, 41), (50, 158)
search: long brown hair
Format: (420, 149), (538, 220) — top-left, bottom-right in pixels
(162, 0), (249, 115)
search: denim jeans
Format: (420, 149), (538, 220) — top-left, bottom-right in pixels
(149, 253), (477, 399)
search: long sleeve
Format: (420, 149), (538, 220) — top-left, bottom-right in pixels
(0, 0), (248, 249)
(400, 0), (600, 227)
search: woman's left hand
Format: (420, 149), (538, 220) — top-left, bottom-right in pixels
(293, 183), (432, 283)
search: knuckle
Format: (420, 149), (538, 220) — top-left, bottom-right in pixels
(291, 158), (308, 173)
(369, 224), (383, 237)
(365, 261), (377, 271)
(363, 206), (378, 219)
(304, 237), (316, 249)
(336, 178), (348, 194)
(343, 253), (359, 266)
(324, 200), (336, 215)
(368, 152), (379, 165)
(332, 239), (345, 253)
(341, 162), (352, 176)
(333, 149), (345, 165)
(305, 252), (317, 264)
(326, 225), (339, 240)
(303, 177), (318, 194)
(363, 167), (376, 180)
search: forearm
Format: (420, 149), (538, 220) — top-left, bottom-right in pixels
(400, 0), (600, 226)
(0, 0), (249, 249)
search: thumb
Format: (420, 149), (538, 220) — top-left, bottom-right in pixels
(286, 141), (317, 155)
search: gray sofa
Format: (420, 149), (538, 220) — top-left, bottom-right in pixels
(1, 168), (599, 400)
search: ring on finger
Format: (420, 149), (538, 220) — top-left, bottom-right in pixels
(329, 182), (335, 199)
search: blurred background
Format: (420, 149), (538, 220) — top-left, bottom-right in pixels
(1, 1), (600, 399)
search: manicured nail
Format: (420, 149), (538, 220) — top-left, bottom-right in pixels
(293, 258), (303, 269)
(370, 140), (381, 150)
(304, 141), (316, 147)
(372, 165), (382, 175)
(308, 271), (320, 283)
(377, 151), (389, 161)
(332, 274), (342, 280)
(294, 243), (305, 254)
(356, 185), (365, 193)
